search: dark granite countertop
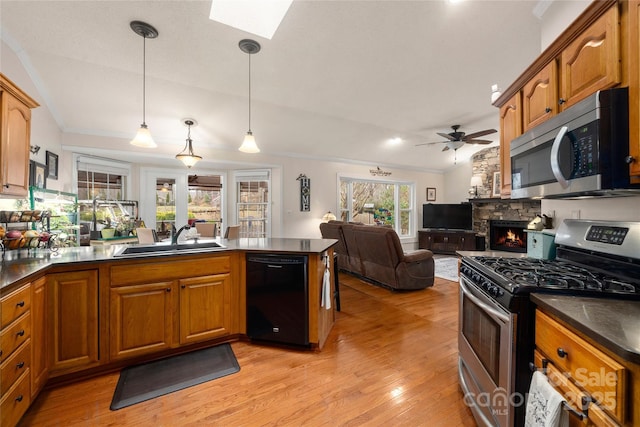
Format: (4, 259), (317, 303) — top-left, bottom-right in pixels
(1, 237), (337, 292)
(531, 293), (640, 364)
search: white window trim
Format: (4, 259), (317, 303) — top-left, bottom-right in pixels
(72, 153), (132, 199)
(232, 169), (271, 238)
(337, 173), (416, 239)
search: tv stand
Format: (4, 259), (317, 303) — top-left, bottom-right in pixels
(418, 229), (477, 254)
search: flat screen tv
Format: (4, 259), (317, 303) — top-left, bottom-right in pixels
(422, 203), (473, 231)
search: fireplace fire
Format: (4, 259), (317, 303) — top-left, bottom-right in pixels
(489, 220), (528, 252)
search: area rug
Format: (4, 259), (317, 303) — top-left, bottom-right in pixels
(434, 257), (460, 282)
(110, 343), (240, 410)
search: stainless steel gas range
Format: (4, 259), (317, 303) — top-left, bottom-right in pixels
(458, 219), (640, 427)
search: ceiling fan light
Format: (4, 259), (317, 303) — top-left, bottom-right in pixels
(239, 131), (260, 153)
(130, 124), (157, 148)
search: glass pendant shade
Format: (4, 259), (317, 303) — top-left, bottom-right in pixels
(129, 21), (158, 148)
(239, 39), (261, 153)
(130, 123), (157, 148)
(175, 119), (202, 168)
(239, 131), (260, 153)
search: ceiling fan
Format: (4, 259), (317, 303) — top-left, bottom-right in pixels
(416, 125), (497, 151)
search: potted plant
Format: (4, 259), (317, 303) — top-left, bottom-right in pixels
(101, 216), (115, 239)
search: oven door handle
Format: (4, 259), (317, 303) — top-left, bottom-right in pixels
(550, 125), (570, 189)
(460, 278), (510, 324)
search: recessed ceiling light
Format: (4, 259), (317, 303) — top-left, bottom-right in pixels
(389, 137), (402, 145)
(209, 0), (293, 40)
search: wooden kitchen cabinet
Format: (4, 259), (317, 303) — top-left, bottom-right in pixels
(109, 254), (235, 361)
(179, 273), (232, 345)
(522, 61), (558, 131)
(30, 276), (48, 398)
(0, 283), (31, 427)
(559, 5), (621, 110)
(535, 310), (627, 425)
(499, 93), (521, 198)
(109, 281), (176, 360)
(0, 73), (39, 198)
(494, 1), (630, 190)
(47, 270), (100, 376)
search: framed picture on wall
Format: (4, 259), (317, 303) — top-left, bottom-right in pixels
(46, 150), (59, 180)
(492, 172), (501, 197)
(426, 187), (436, 201)
(29, 160), (47, 189)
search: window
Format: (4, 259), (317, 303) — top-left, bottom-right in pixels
(235, 170), (270, 238)
(75, 155), (131, 200)
(155, 179), (176, 240)
(188, 174), (222, 236)
(339, 177), (414, 237)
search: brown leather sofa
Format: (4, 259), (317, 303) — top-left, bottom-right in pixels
(320, 221), (434, 290)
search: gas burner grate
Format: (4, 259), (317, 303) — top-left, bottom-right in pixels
(469, 256), (639, 296)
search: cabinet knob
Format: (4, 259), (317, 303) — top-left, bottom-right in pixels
(16, 301), (25, 307)
(16, 330), (25, 337)
(15, 395), (23, 402)
(558, 98), (566, 105)
(625, 155), (636, 164)
(181, 284), (186, 289)
(3, 184), (9, 189)
(545, 107), (552, 113)
(557, 347), (568, 358)
(166, 288), (171, 292)
(17, 361), (25, 369)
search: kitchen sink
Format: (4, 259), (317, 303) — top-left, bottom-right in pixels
(113, 241), (226, 258)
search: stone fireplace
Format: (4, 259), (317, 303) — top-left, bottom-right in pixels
(470, 147), (541, 250)
(489, 220), (528, 252)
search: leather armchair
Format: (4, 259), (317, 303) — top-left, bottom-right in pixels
(352, 225), (434, 290)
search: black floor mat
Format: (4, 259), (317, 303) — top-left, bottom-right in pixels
(110, 343), (240, 410)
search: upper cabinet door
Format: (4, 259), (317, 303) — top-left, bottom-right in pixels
(0, 74), (39, 197)
(559, 5), (621, 110)
(523, 61), (558, 132)
(499, 93), (522, 199)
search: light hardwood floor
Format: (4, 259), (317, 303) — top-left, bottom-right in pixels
(20, 273), (476, 426)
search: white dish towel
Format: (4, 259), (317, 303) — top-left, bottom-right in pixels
(525, 371), (569, 427)
(321, 255), (332, 310)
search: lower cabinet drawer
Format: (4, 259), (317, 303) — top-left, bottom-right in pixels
(0, 369), (31, 427)
(534, 350), (619, 427)
(0, 340), (31, 395)
(0, 312), (31, 364)
(535, 311), (626, 423)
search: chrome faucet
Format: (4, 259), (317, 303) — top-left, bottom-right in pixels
(171, 224), (191, 245)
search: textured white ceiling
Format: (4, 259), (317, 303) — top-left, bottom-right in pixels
(0, 0), (544, 172)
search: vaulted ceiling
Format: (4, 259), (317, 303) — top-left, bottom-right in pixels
(1, 0), (546, 172)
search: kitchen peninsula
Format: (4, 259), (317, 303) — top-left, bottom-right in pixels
(0, 238), (337, 427)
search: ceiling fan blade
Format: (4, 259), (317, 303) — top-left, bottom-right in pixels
(463, 129), (497, 140)
(437, 132), (456, 141)
(441, 146), (450, 152)
(466, 139), (493, 144)
(415, 141), (445, 147)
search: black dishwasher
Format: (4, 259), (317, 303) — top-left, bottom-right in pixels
(246, 254), (309, 346)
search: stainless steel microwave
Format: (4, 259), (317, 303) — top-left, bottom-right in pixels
(510, 87), (639, 199)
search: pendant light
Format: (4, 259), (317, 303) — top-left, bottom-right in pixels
(238, 39), (261, 153)
(175, 119), (202, 168)
(130, 21), (158, 148)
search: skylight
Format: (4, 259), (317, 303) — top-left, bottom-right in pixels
(209, 0), (293, 40)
